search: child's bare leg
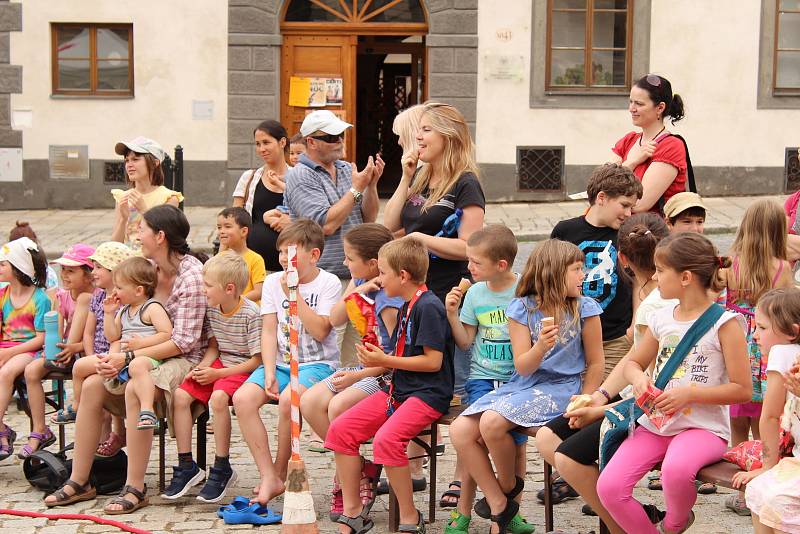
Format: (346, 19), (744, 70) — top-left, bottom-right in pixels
(209, 390), (232, 457)
(479, 411), (518, 492)
(128, 357), (156, 413)
(71, 355), (100, 410)
(335, 452), (365, 533)
(232, 383), (284, 504)
(22, 358), (49, 437)
(171, 388), (195, 452)
(751, 513), (776, 534)
(276, 384), (309, 481)
(0, 354), (34, 442)
(300, 381), (335, 439)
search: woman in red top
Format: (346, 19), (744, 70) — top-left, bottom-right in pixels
(611, 74), (687, 214)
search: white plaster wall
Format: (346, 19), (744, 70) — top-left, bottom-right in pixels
(9, 0), (228, 160)
(476, 0), (800, 168)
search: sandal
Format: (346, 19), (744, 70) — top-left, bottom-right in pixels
(439, 480), (461, 508)
(137, 410), (158, 430)
(0, 425), (17, 461)
(96, 432), (126, 458)
(695, 480), (717, 494)
(475, 475), (524, 518)
(377, 476), (426, 495)
(104, 484), (149, 515)
(648, 472), (662, 491)
(45, 479), (97, 507)
(535, 476), (577, 505)
(336, 510), (374, 534)
(444, 510), (470, 534)
(50, 405), (77, 425)
(330, 477), (344, 522)
(507, 512), (535, 534)
(308, 437), (328, 453)
(359, 459), (382, 513)
(18, 426), (56, 459)
(398, 509), (425, 533)
(491, 498), (520, 534)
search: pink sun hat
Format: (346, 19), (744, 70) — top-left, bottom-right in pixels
(51, 243), (96, 268)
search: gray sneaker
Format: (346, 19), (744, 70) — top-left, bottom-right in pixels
(725, 493), (751, 516)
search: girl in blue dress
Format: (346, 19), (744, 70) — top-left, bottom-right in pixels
(450, 239), (604, 533)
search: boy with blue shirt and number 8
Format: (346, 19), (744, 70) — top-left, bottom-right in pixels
(443, 225), (534, 534)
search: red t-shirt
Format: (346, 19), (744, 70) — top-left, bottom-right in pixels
(612, 131), (687, 212)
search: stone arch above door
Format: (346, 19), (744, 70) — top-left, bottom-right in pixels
(227, 0), (477, 187)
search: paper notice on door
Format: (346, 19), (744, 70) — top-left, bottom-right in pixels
(289, 77), (312, 107)
(325, 78), (343, 106)
(308, 78), (327, 107)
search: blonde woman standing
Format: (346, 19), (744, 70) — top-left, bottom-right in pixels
(382, 101), (486, 508)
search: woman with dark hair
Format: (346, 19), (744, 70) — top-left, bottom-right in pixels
(611, 74), (687, 214)
(111, 137), (183, 251)
(44, 205), (208, 514)
(232, 120), (292, 272)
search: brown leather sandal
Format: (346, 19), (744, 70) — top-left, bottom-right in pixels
(104, 484), (149, 515)
(45, 479), (97, 507)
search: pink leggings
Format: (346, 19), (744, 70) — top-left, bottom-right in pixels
(597, 426), (727, 533)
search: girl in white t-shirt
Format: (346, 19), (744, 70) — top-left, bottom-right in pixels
(734, 288), (800, 534)
(597, 232), (752, 534)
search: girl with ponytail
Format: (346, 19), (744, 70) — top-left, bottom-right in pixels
(611, 74), (689, 215)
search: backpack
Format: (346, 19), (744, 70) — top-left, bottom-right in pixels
(23, 443), (128, 495)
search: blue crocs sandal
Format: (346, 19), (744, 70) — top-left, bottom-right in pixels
(222, 502), (282, 525)
(217, 495), (250, 518)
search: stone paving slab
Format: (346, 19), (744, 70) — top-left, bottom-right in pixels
(0, 195), (784, 260)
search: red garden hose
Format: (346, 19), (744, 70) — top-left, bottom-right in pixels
(0, 508), (151, 534)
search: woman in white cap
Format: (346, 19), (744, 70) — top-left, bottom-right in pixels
(111, 137), (184, 251)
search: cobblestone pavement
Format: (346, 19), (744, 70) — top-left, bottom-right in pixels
(0, 398), (750, 533)
(0, 194), (784, 259)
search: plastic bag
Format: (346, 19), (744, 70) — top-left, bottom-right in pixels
(344, 292), (380, 349)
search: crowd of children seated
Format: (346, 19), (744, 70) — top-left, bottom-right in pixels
(1, 95), (799, 534)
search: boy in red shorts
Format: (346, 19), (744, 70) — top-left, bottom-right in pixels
(164, 251), (262, 502)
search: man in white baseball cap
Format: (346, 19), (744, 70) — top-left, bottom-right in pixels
(114, 136), (166, 162)
(283, 110), (385, 365)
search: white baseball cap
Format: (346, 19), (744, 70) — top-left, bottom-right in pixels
(300, 110), (352, 137)
(114, 136), (166, 162)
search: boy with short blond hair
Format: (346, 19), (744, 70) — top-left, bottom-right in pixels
(552, 163), (642, 376)
(442, 225), (534, 534)
(325, 237), (453, 532)
(232, 218), (341, 506)
(163, 251), (262, 502)
(217, 207), (266, 303)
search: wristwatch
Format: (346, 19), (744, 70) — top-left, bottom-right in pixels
(349, 187), (363, 204)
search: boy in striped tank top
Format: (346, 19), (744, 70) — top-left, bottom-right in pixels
(164, 252), (262, 502)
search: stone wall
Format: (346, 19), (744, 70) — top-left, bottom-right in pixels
(227, 0), (282, 188)
(0, 1), (21, 149)
(426, 0), (478, 138)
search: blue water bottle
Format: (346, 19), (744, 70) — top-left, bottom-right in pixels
(44, 311), (60, 361)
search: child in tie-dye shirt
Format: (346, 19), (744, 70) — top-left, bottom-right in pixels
(0, 237), (50, 461)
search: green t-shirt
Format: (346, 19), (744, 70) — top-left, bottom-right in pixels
(460, 276), (518, 381)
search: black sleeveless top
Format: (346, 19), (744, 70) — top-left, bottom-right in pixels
(248, 179), (283, 272)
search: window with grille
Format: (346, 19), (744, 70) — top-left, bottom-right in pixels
(546, 0), (632, 92)
(103, 161), (126, 185)
(786, 147), (800, 192)
(51, 23), (134, 97)
(517, 147), (565, 192)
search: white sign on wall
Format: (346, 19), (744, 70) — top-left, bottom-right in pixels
(0, 148), (23, 182)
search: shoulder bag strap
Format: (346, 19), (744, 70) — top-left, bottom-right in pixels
(653, 303), (725, 390)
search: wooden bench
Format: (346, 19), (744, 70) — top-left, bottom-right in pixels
(542, 460), (743, 534)
(386, 405), (539, 532)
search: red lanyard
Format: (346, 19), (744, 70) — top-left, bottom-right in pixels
(387, 284), (427, 415)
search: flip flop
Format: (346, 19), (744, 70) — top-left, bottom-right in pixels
(217, 495), (251, 518)
(222, 502), (282, 525)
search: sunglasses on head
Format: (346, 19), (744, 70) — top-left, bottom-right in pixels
(309, 133), (343, 144)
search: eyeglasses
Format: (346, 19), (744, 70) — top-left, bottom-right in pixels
(309, 133), (343, 144)
(645, 74), (662, 87)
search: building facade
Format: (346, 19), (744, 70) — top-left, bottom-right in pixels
(1, 0), (798, 209)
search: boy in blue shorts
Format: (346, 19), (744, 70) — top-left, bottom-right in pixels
(232, 219), (342, 505)
(443, 225), (533, 534)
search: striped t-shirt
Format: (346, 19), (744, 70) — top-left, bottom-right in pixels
(206, 297), (262, 367)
